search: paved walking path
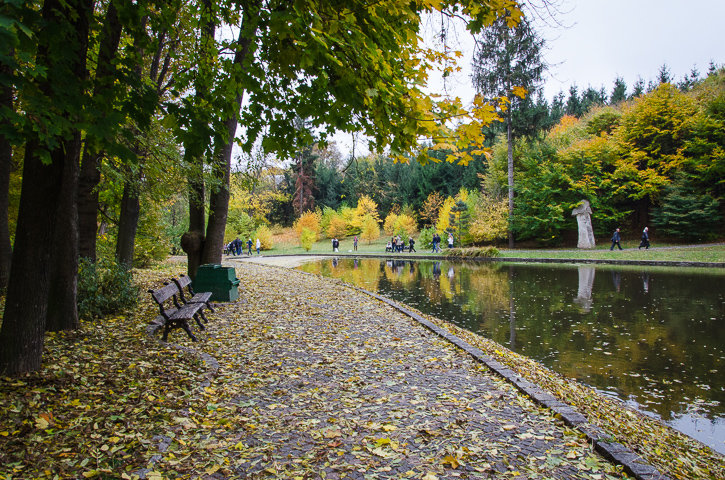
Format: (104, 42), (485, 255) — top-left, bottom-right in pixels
(185, 262), (631, 479)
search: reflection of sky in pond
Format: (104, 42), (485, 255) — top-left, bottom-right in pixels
(298, 258), (725, 454)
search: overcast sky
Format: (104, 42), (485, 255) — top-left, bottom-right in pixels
(333, 0), (725, 156)
(536, 0), (725, 99)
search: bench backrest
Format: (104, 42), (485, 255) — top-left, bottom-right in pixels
(173, 275), (194, 303)
(149, 282), (180, 307)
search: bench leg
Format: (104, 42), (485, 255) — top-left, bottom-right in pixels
(205, 301), (215, 313)
(181, 320), (198, 341)
(162, 322), (171, 342)
(193, 312), (206, 330)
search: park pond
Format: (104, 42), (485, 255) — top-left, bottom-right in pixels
(297, 258), (725, 454)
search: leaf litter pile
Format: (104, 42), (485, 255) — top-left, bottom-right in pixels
(0, 260), (693, 479)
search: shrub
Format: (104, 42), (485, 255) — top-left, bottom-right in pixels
(444, 246), (500, 258)
(418, 227), (436, 249)
(77, 258), (139, 321)
(300, 228), (316, 251)
(255, 224), (274, 250)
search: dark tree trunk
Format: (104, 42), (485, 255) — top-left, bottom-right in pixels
(201, 4), (258, 265)
(0, 65), (13, 290)
(46, 133), (81, 332)
(116, 171), (141, 268)
(77, 1), (122, 262)
(0, 143), (64, 373)
(78, 149), (102, 260)
(0, 0), (91, 374)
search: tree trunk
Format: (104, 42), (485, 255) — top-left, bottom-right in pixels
(46, 133), (81, 332)
(0, 63), (13, 290)
(116, 171), (141, 268)
(0, 143), (64, 373)
(0, 0), (91, 374)
(507, 119), (514, 249)
(78, 149), (102, 260)
(77, 1), (122, 262)
(201, 4), (258, 265)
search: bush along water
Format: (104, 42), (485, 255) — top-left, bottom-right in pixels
(444, 246), (501, 258)
(77, 258), (139, 320)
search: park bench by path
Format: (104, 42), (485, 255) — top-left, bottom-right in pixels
(148, 279), (213, 342)
(172, 275), (215, 323)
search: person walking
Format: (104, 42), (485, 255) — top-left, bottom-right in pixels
(610, 228), (623, 250)
(255, 237), (261, 255)
(247, 238), (253, 256)
(431, 233), (440, 253)
(447, 232), (454, 249)
(353, 235), (358, 251)
(638, 227), (650, 250)
(408, 236), (416, 253)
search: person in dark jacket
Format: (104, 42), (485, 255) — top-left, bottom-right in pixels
(610, 228), (623, 250)
(638, 227), (650, 249)
(408, 237), (416, 252)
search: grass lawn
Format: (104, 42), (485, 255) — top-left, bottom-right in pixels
(254, 230), (725, 264)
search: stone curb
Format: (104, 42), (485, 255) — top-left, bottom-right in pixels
(347, 283), (673, 480)
(233, 253), (724, 269)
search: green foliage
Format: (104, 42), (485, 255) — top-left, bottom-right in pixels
(77, 258), (139, 321)
(227, 211), (256, 242)
(417, 226), (436, 250)
(300, 228), (316, 251)
(652, 176), (722, 240)
(448, 199), (471, 246)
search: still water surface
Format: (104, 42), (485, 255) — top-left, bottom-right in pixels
(298, 258), (725, 454)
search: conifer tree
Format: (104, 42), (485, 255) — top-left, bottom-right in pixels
(471, 14), (545, 247)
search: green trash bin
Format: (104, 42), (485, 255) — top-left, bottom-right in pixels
(192, 264), (240, 302)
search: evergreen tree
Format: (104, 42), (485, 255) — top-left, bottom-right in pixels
(610, 77), (628, 104)
(565, 85), (582, 117)
(631, 77), (645, 98)
(657, 64), (673, 84)
(448, 199), (470, 246)
(652, 175), (721, 240)
(549, 91), (566, 125)
(471, 14), (546, 247)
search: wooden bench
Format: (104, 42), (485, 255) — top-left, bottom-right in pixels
(148, 281), (209, 342)
(173, 275), (215, 325)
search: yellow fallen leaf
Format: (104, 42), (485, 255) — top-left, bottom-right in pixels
(206, 465), (220, 475)
(442, 454), (460, 469)
(422, 473), (439, 480)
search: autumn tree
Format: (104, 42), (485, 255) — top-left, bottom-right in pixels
(471, 13), (545, 247)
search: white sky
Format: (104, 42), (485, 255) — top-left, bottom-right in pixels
(332, 0), (725, 156)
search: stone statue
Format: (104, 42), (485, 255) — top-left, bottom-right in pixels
(571, 200), (596, 249)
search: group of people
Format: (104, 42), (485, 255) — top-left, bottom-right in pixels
(609, 227), (651, 250)
(386, 235), (416, 253)
(430, 232), (454, 253)
(226, 237), (261, 255)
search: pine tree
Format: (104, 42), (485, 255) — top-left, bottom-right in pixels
(471, 14), (545, 247)
(610, 77), (628, 104)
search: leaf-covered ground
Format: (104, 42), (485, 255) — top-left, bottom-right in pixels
(1, 262), (636, 479)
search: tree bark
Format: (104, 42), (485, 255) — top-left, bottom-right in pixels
(0, 0), (92, 373)
(0, 60), (13, 290)
(77, 1), (122, 262)
(116, 170), (141, 268)
(46, 132), (81, 332)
